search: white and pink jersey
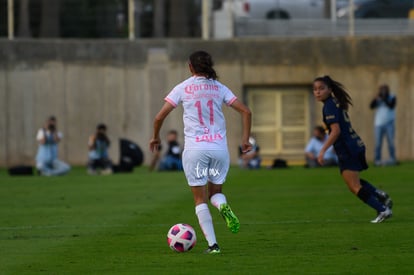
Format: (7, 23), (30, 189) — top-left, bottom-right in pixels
(165, 76), (237, 150)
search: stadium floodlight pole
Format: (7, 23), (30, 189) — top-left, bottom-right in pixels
(8, 0), (14, 40)
(348, 0), (355, 37)
(128, 0), (135, 40)
(202, 0), (211, 40)
(330, 0), (337, 23)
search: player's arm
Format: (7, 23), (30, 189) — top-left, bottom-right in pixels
(230, 99), (252, 153)
(150, 102), (175, 152)
(318, 123), (340, 165)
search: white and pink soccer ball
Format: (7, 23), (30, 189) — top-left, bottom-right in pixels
(167, 223), (197, 252)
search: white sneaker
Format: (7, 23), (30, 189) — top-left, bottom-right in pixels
(374, 161), (383, 167)
(101, 168), (113, 175)
(371, 208), (392, 223)
(87, 168), (97, 175)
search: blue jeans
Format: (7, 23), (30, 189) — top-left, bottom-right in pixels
(374, 121), (396, 163)
(37, 159), (71, 176)
(159, 156), (183, 171)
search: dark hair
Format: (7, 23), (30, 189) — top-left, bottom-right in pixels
(379, 84), (389, 92)
(168, 129), (178, 135)
(379, 84), (390, 97)
(97, 123), (107, 131)
(96, 123), (110, 144)
(189, 51), (218, 80)
(314, 125), (326, 135)
(314, 75), (352, 110)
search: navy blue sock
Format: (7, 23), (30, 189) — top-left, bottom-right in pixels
(365, 196), (386, 213)
(361, 179), (386, 200)
(360, 179), (377, 194)
(357, 186), (386, 213)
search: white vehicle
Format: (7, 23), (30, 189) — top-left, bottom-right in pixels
(220, 0), (327, 19)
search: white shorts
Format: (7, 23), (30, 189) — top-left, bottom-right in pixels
(182, 149), (230, 186)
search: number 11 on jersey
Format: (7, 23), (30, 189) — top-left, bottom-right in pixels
(195, 100), (214, 126)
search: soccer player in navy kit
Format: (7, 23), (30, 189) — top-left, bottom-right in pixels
(313, 76), (393, 223)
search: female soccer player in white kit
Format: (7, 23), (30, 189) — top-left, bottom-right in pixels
(150, 51), (252, 254)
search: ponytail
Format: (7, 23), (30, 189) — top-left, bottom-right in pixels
(314, 75), (352, 110)
(189, 51), (218, 80)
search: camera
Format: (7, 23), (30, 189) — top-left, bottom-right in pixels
(48, 124), (56, 132)
(97, 132), (107, 140)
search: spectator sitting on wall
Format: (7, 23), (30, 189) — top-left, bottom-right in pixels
(35, 116), (71, 176)
(88, 123), (113, 175)
(239, 137), (261, 169)
(157, 130), (183, 171)
(305, 126), (338, 168)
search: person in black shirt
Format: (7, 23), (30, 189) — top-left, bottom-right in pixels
(158, 130), (183, 171)
(313, 76), (393, 223)
(87, 123), (112, 175)
(238, 137), (261, 169)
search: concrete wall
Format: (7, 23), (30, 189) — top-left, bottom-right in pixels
(1, 37), (414, 167)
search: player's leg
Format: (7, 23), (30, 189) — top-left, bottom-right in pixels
(341, 170), (391, 223)
(357, 150), (393, 209)
(191, 185), (218, 246)
(183, 150), (219, 253)
(191, 186), (220, 254)
(360, 179), (393, 209)
(209, 182), (224, 206)
(207, 150), (240, 233)
(209, 182), (240, 234)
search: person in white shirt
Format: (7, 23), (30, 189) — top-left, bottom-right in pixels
(370, 84), (397, 166)
(305, 126), (338, 168)
(150, 51), (252, 254)
(35, 116), (70, 176)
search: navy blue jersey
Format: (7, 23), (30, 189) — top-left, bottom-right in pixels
(323, 96), (365, 158)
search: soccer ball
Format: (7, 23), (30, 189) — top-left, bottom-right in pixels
(167, 223), (197, 252)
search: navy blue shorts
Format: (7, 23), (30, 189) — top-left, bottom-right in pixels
(338, 150), (368, 173)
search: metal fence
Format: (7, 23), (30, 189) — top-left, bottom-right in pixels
(2, 0), (414, 40)
(0, 0), (203, 40)
(234, 19), (414, 37)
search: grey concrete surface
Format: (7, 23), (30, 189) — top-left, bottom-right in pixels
(0, 37), (413, 166)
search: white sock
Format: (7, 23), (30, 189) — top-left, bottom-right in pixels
(210, 193), (227, 210)
(195, 203), (217, 246)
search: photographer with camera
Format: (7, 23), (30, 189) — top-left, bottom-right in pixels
(370, 84), (397, 166)
(35, 116), (71, 176)
(149, 129), (183, 172)
(87, 123), (112, 175)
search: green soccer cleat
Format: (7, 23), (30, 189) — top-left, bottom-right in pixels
(219, 203), (240, 233)
(204, 243), (221, 254)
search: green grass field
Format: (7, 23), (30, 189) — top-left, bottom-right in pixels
(0, 163), (413, 274)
